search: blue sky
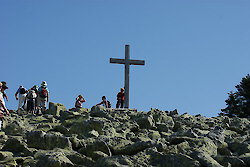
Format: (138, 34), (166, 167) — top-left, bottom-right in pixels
(1, 0), (250, 117)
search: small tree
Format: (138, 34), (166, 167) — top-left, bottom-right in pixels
(220, 74), (250, 118)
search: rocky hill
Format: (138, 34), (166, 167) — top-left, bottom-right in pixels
(0, 102), (250, 167)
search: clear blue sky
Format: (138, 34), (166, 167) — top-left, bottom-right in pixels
(1, 0), (250, 117)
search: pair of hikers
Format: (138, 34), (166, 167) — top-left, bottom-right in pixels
(15, 81), (49, 115)
(0, 82), (9, 130)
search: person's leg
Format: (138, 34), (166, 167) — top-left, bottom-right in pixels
(0, 119), (2, 130)
(41, 98), (46, 114)
(34, 98), (38, 114)
(26, 100), (31, 113)
(18, 95), (23, 109)
(116, 100), (120, 108)
(36, 96), (41, 115)
(121, 100), (124, 108)
(30, 99), (35, 115)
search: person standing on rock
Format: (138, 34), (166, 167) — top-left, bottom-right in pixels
(1, 81), (9, 102)
(37, 81), (49, 114)
(26, 89), (37, 115)
(96, 96), (111, 108)
(15, 85), (27, 110)
(116, 88), (125, 108)
(31, 85), (39, 113)
(0, 82), (9, 130)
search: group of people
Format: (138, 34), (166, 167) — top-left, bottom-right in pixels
(71, 87), (125, 111)
(14, 81), (49, 115)
(0, 81), (126, 115)
(0, 80), (126, 129)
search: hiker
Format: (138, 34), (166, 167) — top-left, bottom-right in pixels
(96, 96), (111, 108)
(37, 81), (49, 114)
(75, 95), (86, 109)
(31, 85), (38, 112)
(0, 82), (9, 130)
(116, 88), (125, 108)
(1, 81), (8, 101)
(15, 85), (27, 110)
(26, 89), (37, 115)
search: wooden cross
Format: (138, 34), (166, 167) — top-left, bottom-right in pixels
(110, 45), (145, 108)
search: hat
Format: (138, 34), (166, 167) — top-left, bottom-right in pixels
(1, 81), (8, 89)
(120, 88), (125, 91)
(32, 85), (38, 89)
(41, 81), (47, 86)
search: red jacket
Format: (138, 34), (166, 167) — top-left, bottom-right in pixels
(117, 92), (125, 101)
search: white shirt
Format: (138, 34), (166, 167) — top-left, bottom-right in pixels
(0, 92), (6, 111)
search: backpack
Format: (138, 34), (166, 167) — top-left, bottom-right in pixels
(27, 91), (36, 99)
(39, 88), (48, 98)
(107, 101), (111, 108)
(20, 88), (26, 94)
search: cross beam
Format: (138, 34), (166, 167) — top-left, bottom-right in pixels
(110, 45), (145, 108)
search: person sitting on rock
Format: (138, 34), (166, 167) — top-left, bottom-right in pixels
(116, 88), (125, 108)
(37, 81), (49, 114)
(26, 89), (37, 115)
(0, 82), (9, 130)
(75, 95), (86, 109)
(96, 96), (111, 108)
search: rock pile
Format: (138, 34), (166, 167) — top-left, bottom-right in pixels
(0, 102), (250, 167)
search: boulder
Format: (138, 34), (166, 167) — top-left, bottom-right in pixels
(190, 151), (222, 167)
(3, 119), (32, 136)
(207, 126), (225, 142)
(150, 153), (200, 167)
(215, 155), (246, 167)
(66, 153), (95, 166)
(78, 139), (111, 158)
(51, 125), (70, 135)
(91, 151), (109, 161)
(114, 141), (156, 155)
(228, 141), (250, 155)
(69, 136), (86, 151)
(60, 110), (82, 122)
(135, 115), (156, 129)
(36, 151), (74, 167)
(69, 117), (108, 137)
(90, 105), (107, 118)
(240, 153), (250, 166)
(2, 137), (33, 156)
(47, 102), (67, 117)
(26, 131), (72, 150)
(95, 155), (133, 167)
(148, 108), (175, 127)
(0, 151), (14, 161)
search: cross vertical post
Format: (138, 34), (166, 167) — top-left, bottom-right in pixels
(110, 45), (145, 108)
(124, 45), (130, 108)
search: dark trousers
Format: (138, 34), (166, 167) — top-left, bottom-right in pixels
(116, 99), (124, 108)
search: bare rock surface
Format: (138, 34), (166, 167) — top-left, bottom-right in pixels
(1, 103), (250, 166)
